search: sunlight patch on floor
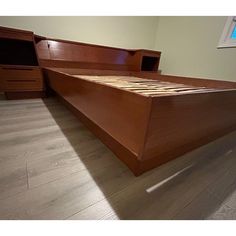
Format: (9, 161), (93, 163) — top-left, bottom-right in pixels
(146, 165), (193, 193)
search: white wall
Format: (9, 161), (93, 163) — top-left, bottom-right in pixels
(0, 16), (158, 49)
(155, 16), (236, 82)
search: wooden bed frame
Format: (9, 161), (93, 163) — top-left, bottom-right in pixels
(43, 67), (236, 176)
(1, 26), (236, 175)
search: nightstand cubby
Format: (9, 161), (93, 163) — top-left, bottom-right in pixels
(0, 26), (45, 99)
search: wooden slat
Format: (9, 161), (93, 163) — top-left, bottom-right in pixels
(72, 75), (222, 97)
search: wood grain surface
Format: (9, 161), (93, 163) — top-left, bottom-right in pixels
(45, 69), (236, 175)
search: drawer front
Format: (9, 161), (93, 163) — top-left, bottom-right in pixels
(0, 67), (41, 79)
(3, 77), (43, 91)
(0, 67), (44, 91)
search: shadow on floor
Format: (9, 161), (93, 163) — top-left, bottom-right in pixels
(43, 97), (236, 220)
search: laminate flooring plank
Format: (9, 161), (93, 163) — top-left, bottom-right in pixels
(1, 96), (236, 220)
(0, 160), (134, 219)
(0, 158), (28, 200)
(172, 161), (236, 219)
(68, 132), (236, 220)
(207, 204), (236, 220)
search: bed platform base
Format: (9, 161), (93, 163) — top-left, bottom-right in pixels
(44, 68), (236, 176)
(55, 93), (236, 176)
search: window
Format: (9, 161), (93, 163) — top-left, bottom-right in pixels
(231, 25), (236, 39)
(218, 16), (236, 48)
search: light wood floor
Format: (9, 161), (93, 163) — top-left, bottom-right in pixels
(0, 95), (236, 220)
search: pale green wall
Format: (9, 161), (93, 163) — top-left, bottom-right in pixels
(0, 16), (235, 82)
(155, 16), (236, 82)
(0, 16), (158, 49)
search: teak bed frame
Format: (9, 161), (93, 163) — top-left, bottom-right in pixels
(1, 26), (236, 176)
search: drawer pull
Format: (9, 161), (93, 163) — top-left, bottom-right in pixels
(7, 79), (36, 82)
(2, 68), (34, 71)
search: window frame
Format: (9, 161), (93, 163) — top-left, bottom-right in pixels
(218, 16), (236, 48)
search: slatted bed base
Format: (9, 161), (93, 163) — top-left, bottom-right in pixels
(73, 75), (225, 96)
(44, 68), (236, 176)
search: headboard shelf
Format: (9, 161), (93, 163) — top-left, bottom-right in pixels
(35, 37), (161, 72)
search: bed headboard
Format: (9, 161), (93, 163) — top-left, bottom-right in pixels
(34, 35), (161, 72)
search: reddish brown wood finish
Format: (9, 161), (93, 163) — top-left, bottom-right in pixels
(47, 68), (132, 76)
(35, 37), (161, 72)
(44, 69), (151, 157)
(57, 95), (141, 176)
(0, 65), (44, 91)
(44, 68), (236, 175)
(0, 26), (44, 99)
(5, 91), (46, 100)
(141, 91), (236, 162)
(0, 26), (34, 41)
(132, 71), (236, 89)
(1, 26), (236, 176)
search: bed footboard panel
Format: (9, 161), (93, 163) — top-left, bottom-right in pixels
(139, 91), (236, 173)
